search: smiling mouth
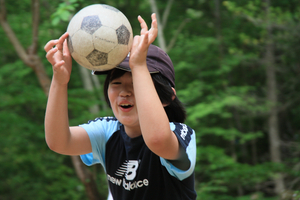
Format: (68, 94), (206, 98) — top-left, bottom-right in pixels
(120, 104), (133, 109)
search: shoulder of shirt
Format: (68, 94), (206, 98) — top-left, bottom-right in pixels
(170, 122), (194, 131)
(86, 116), (119, 124)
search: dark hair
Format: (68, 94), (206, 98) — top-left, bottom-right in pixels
(103, 69), (186, 123)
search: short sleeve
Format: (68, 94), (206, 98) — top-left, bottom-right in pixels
(79, 117), (120, 170)
(160, 122), (197, 181)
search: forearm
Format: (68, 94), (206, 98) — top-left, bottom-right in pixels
(44, 80), (71, 152)
(132, 67), (169, 131)
(131, 66), (178, 158)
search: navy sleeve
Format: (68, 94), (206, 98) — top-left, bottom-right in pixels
(160, 122), (197, 181)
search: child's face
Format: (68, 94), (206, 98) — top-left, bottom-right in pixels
(108, 72), (140, 130)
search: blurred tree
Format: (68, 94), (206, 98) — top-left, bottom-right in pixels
(1, 0), (300, 199)
(264, 0), (285, 194)
(0, 0), (50, 94)
(0, 0), (106, 199)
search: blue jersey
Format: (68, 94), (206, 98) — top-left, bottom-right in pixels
(80, 117), (197, 200)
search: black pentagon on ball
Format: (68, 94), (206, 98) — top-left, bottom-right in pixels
(67, 36), (74, 54)
(102, 4), (120, 13)
(81, 15), (102, 35)
(86, 49), (108, 66)
(116, 25), (130, 45)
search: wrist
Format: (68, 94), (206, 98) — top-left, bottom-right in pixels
(51, 77), (69, 87)
(130, 63), (148, 73)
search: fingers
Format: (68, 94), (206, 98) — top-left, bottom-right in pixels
(150, 13), (158, 33)
(63, 40), (70, 57)
(149, 13), (158, 44)
(45, 47), (58, 65)
(44, 32), (69, 52)
(56, 32), (69, 51)
(151, 13), (157, 29)
(141, 32), (149, 47)
(131, 35), (140, 50)
(53, 60), (65, 71)
(132, 32), (149, 51)
(137, 14), (157, 45)
(44, 32), (71, 66)
(44, 39), (58, 52)
(138, 15), (148, 35)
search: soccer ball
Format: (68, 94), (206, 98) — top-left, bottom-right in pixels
(66, 4), (133, 71)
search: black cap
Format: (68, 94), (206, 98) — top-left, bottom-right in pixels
(92, 44), (175, 87)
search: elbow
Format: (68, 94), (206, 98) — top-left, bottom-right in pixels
(144, 128), (180, 160)
(44, 128), (71, 154)
(46, 138), (59, 152)
(146, 130), (167, 145)
(45, 137), (65, 154)
(145, 131), (172, 155)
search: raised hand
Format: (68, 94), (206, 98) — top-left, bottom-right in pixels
(139, 13), (158, 45)
(129, 13), (158, 70)
(44, 32), (72, 85)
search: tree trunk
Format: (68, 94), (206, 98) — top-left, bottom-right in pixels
(214, 0), (224, 59)
(79, 66), (100, 114)
(0, 0), (102, 199)
(148, 0), (167, 51)
(91, 73), (109, 112)
(148, 0), (190, 53)
(264, 0), (285, 195)
(71, 156), (104, 200)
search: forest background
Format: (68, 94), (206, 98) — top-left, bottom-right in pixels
(0, 0), (300, 199)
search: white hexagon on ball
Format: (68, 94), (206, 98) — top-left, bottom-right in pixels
(66, 4), (133, 71)
(93, 26), (118, 52)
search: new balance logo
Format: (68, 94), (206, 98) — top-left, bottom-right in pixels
(180, 123), (188, 140)
(115, 160), (139, 180)
(108, 160), (149, 191)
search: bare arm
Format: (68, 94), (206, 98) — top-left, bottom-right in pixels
(44, 33), (91, 155)
(129, 14), (180, 160)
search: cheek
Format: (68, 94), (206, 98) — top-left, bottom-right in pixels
(107, 87), (117, 104)
(107, 90), (113, 104)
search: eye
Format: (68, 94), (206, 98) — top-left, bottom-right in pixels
(111, 81), (121, 85)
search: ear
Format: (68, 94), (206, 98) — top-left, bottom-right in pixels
(171, 87), (176, 101)
(162, 87), (176, 107)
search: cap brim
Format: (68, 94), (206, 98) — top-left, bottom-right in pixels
(92, 57), (159, 75)
(92, 70), (111, 75)
(117, 56), (160, 73)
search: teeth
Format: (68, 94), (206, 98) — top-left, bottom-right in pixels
(120, 104), (132, 106)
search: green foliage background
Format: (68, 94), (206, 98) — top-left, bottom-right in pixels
(0, 0), (300, 199)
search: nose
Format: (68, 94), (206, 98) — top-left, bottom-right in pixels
(119, 85), (132, 97)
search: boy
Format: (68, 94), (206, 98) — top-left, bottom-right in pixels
(44, 13), (196, 199)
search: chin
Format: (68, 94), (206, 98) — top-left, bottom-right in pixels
(119, 116), (139, 127)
